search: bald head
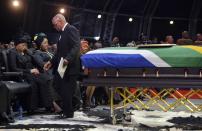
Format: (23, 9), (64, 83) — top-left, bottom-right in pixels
(52, 14), (67, 31)
(165, 35), (174, 44)
(182, 31), (190, 39)
(52, 14), (66, 23)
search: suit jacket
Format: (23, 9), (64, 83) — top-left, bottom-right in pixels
(9, 48), (35, 74)
(51, 24), (80, 76)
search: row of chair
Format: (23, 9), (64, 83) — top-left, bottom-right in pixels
(0, 49), (31, 114)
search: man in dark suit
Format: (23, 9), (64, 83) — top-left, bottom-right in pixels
(44, 14), (80, 118)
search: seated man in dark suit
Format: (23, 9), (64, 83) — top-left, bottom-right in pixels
(194, 33), (202, 45)
(177, 31), (193, 45)
(9, 34), (52, 112)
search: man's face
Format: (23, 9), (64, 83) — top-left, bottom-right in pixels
(52, 19), (61, 31)
(113, 37), (119, 43)
(167, 36), (174, 43)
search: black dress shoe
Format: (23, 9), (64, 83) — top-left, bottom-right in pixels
(0, 112), (15, 123)
(55, 110), (63, 116)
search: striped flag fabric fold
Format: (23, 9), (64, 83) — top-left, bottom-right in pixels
(81, 45), (202, 68)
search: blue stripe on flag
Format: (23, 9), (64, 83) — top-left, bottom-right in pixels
(81, 53), (155, 68)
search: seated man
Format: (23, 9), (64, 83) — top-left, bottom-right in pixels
(164, 35), (174, 44)
(194, 33), (202, 45)
(111, 37), (121, 47)
(9, 34), (52, 112)
(177, 31), (193, 45)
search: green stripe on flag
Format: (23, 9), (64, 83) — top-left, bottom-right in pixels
(143, 46), (202, 67)
(91, 45), (202, 67)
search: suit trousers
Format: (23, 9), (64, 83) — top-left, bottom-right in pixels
(55, 72), (77, 117)
(72, 81), (82, 108)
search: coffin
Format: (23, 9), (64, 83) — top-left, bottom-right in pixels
(81, 44), (202, 68)
(80, 44), (202, 89)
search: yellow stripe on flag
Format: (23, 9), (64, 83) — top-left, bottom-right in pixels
(182, 45), (202, 54)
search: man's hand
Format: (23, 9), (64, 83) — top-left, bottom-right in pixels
(30, 68), (40, 75)
(44, 61), (52, 71)
(63, 59), (69, 67)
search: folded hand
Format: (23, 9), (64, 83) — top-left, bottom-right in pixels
(44, 61), (52, 71)
(31, 68), (40, 75)
(63, 59), (69, 67)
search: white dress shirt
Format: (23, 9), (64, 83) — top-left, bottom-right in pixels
(59, 23), (68, 41)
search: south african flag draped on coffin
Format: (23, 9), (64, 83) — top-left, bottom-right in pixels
(81, 45), (202, 68)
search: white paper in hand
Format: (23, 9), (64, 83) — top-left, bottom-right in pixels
(57, 57), (67, 78)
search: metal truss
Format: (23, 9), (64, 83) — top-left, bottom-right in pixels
(140, 0), (160, 39)
(189, 0), (202, 37)
(102, 0), (124, 45)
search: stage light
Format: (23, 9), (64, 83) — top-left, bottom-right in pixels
(129, 18), (133, 22)
(94, 36), (100, 41)
(12, 0), (20, 7)
(97, 14), (102, 19)
(170, 20), (174, 25)
(60, 8), (65, 14)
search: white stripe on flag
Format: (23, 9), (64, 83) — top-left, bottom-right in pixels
(86, 49), (171, 67)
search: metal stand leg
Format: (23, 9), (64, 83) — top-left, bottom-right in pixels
(110, 87), (116, 124)
(123, 88), (126, 115)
